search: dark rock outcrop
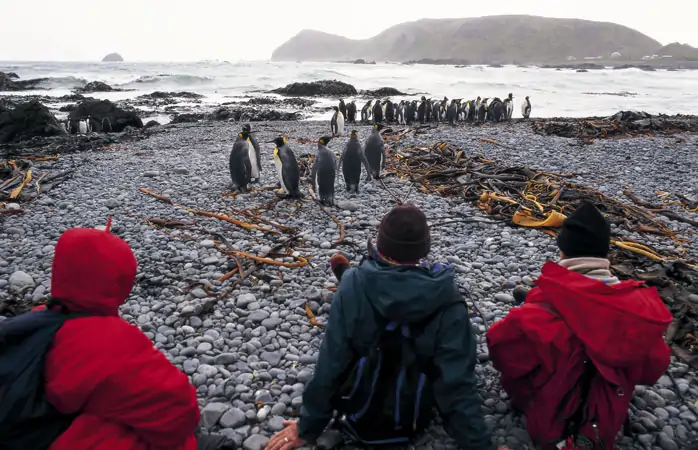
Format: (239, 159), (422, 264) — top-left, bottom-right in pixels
(142, 91), (204, 100)
(404, 58), (471, 66)
(613, 64), (656, 72)
(68, 99), (143, 132)
(77, 81), (115, 93)
(170, 113), (206, 124)
(102, 53), (124, 62)
(226, 97), (315, 108)
(353, 59), (376, 65)
(360, 87), (407, 97)
(0, 72), (49, 91)
(541, 63), (605, 70)
(271, 80), (357, 97)
(0, 100), (67, 144)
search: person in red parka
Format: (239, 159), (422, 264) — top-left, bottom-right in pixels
(486, 202), (673, 450)
(37, 222), (203, 450)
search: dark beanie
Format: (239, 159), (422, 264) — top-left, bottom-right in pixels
(377, 204), (431, 263)
(557, 201), (611, 258)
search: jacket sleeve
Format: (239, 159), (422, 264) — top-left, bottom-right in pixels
(45, 317), (200, 449)
(298, 284), (354, 443)
(432, 305), (495, 450)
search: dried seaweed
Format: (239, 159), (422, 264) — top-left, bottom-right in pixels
(388, 140), (698, 369)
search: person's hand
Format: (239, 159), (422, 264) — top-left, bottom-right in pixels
(265, 420), (306, 450)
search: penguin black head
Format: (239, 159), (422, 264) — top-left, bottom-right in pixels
(373, 123), (384, 131)
(242, 124), (251, 133)
(333, 106), (339, 111)
(508, 93), (513, 100)
(350, 130), (359, 137)
(526, 96), (530, 100)
(273, 137), (286, 148)
(239, 131), (250, 140)
(421, 96), (426, 101)
(319, 136), (333, 146)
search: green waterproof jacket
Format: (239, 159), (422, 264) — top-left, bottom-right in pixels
(297, 256), (494, 450)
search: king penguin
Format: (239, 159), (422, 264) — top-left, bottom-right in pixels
(339, 99), (347, 121)
(521, 96), (532, 119)
(364, 123), (386, 181)
(272, 137), (302, 198)
(330, 106), (345, 136)
(348, 101), (357, 123)
(311, 136), (337, 206)
(361, 100), (372, 123)
(372, 100), (383, 124)
(339, 130), (364, 194)
(505, 93), (514, 120)
(242, 124), (261, 182)
(229, 131), (253, 193)
(446, 99), (458, 126)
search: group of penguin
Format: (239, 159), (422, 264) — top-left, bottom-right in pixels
(61, 116), (113, 134)
(330, 94), (532, 130)
(229, 124), (386, 207)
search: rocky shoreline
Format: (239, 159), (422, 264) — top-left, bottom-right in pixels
(1, 115), (697, 449)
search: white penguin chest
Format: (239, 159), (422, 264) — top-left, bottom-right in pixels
(247, 139), (259, 178)
(274, 156), (288, 193)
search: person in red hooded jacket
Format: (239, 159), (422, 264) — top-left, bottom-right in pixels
(486, 202), (673, 450)
(33, 221), (207, 450)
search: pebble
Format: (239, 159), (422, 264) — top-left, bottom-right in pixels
(200, 402), (230, 429)
(219, 407), (246, 428)
(8, 271), (35, 292)
(4, 121), (696, 450)
(243, 434), (269, 450)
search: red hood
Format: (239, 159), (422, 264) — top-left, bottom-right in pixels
(529, 261), (672, 368)
(51, 228), (137, 316)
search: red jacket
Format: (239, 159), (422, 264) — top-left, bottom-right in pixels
(486, 261), (672, 449)
(37, 227), (199, 450)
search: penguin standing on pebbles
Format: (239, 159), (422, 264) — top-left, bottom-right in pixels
(447, 99), (458, 126)
(347, 101), (357, 123)
(372, 100), (383, 124)
(339, 99), (347, 121)
(477, 98), (489, 123)
(229, 131), (252, 193)
(361, 100), (372, 123)
(242, 124), (261, 182)
(521, 96), (532, 119)
(363, 123), (386, 181)
(272, 137), (302, 198)
(339, 130), (364, 194)
(330, 106), (344, 136)
(505, 93), (514, 119)
(311, 136), (337, 206)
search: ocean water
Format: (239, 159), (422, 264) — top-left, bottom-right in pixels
(2, 60), (698, 121)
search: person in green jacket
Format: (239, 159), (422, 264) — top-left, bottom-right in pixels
(267, 204), (502, 450)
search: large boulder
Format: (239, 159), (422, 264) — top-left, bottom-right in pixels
(270, 79), (357, 97)
(68, 99), (143, 132)
(0, 100), (67, 144)
(0, 72), (48, 91)
(77, 81), (115, 93)
(360, 87), (407, 97)
(102, 53), (124, 62)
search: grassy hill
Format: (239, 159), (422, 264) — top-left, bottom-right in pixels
(271, 15), (662, 64)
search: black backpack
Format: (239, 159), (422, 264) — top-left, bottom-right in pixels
(334, 301), (461, 446)
(0, 308), (88, 450)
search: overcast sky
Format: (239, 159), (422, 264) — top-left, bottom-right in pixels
(1, 0), (696, 61)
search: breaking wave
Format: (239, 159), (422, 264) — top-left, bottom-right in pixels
(122, 74), (214, 86)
